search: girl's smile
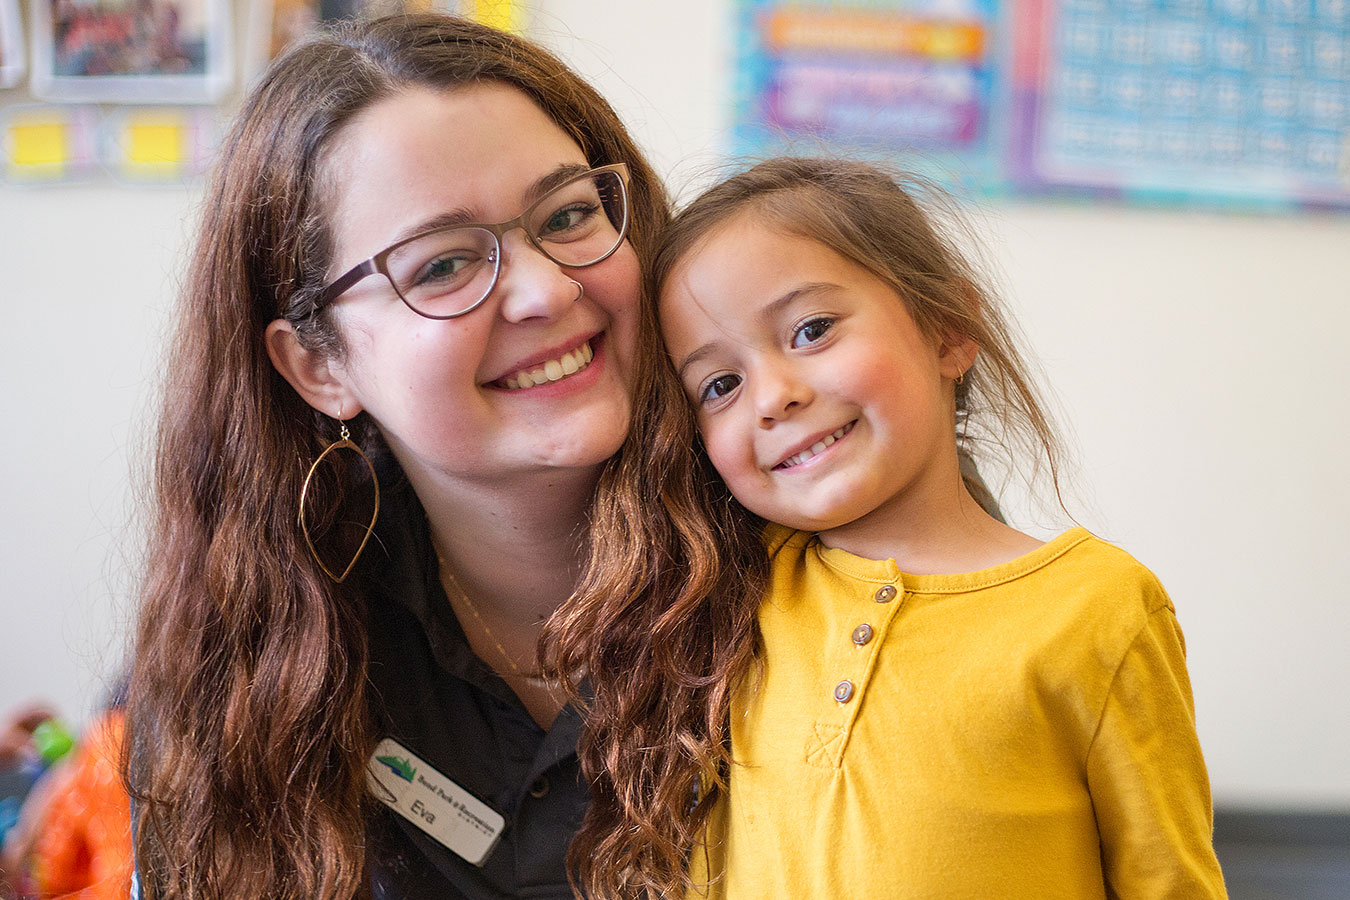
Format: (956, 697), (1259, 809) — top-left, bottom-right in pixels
(771, 420), (855, 471)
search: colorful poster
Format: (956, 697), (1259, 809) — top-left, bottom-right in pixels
(733, 0), (1010, 192)
(1011, 0), (1350, 209)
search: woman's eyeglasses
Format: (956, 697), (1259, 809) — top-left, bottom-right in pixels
(313, 163), (630, 320)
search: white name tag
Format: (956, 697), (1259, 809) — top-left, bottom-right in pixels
(368, 737), (506, 866)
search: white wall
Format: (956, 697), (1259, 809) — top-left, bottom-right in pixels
(2, 0), (1347, 809)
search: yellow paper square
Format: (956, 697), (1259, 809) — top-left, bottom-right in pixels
(127, 119), (186, 165)
(473, 0), (522, 32)
(10, 122), (70, 168)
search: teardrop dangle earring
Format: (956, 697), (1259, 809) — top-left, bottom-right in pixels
(298, 407), (381, 583)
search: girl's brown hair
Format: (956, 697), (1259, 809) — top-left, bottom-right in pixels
(126, 14), (668, 900)
(550, 157), (1062, 899)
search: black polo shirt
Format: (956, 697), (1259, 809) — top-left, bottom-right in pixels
(365, 493), (588, 900)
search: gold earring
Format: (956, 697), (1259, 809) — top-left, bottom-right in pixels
(298, 413), (380, 583)
(955, 371), (965, 386)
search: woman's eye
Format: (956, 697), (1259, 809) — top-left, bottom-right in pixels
(417, 252), (478, 285)
(699, 373), (742, 405)
(539, 202), (597, 237)
(791, 316), (834, 348)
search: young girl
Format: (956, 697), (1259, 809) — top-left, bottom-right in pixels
(551, 158), (1227, 899)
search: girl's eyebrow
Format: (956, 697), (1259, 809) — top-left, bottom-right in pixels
(673, 282), (839, 380)
(675, 343), (718, 382)
(756, 282), (836, 325)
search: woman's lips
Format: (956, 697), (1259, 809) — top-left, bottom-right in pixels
(498, 340), (595, 390)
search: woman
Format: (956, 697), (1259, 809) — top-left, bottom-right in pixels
(126, 14), (695, 899)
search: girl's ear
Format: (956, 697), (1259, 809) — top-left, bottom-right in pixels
(264, 319), (363, 418)
(938, 277), (981, 381)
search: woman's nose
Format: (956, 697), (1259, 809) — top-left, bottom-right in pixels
(755, 362), (813, 427)
(493, 231), (582, 323)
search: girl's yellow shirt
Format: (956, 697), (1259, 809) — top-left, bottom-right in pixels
(689, 527), (1227, 900)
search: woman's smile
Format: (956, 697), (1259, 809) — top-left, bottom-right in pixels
(495, 335), (597, 390)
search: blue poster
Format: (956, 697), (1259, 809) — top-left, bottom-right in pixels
(1011, 0), (1350, 209)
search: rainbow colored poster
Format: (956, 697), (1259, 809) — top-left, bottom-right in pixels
(732, 0), (1010, 192)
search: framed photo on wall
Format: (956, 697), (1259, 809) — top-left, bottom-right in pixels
(0, 0), (25, 89)
(31, 0), (232, 103)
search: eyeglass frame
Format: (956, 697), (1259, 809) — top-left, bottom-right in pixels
(310, 162), (632, 320)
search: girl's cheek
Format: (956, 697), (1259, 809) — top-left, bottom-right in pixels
(703, 429), (742, 480)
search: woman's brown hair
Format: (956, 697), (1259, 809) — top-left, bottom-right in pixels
(549, 157), (1063, 899)
(126, 14), (669, 900)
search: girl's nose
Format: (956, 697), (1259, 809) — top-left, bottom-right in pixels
(755, 362), (813, 427)
(493, 232), (582, 323)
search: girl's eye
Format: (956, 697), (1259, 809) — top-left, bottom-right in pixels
(791, 316), (834, 348)
(699, 373), (742, 405)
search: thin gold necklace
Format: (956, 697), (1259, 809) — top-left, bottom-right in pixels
(435, 550), (550, 685)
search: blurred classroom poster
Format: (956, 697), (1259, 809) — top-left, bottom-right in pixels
(1011, 0), (1350, 209)
(734, 0), (1350, 210)
(732, 0), (1011, 191)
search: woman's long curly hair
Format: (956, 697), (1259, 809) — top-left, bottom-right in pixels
(126, 14), (669, 900)
(547, 157), (1064, 900)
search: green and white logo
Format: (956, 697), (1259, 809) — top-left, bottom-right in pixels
(376, 754), (416, 783)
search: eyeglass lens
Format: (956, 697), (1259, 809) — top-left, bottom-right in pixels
(386, 168), (628, 318)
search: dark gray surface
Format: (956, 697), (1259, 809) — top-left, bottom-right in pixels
(1214, 811), (1350, 900)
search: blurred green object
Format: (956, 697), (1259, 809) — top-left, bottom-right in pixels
(31, 719), (74, 766)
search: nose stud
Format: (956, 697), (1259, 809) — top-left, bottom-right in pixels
(568, 279), (584, 303)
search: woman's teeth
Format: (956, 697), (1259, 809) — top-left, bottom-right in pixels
(778, 422), (855, 469)
(502, 342), (594, 390)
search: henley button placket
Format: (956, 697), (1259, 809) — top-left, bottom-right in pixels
(834, 584), (899, 703)
(833, 584), (900, 706)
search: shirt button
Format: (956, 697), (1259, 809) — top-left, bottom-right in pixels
(528, 776), (550, 799)
(851, 623), (874, 646)
(833, 680), (855, 703)
(874, 584), (897, 603)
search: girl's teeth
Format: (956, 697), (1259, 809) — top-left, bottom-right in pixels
(780, 423), (853, 469)
(503, 344), (593, 390)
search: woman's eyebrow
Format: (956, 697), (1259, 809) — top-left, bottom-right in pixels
(388, 163), (595, 246)
(526, 163), (594, 205)
(390, 208), (477, 245)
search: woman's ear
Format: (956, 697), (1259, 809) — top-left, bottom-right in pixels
(264, 319), (363, 418)
(938, 332), (979, 381)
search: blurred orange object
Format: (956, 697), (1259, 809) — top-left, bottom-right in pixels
(27, 709), (131, 900)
